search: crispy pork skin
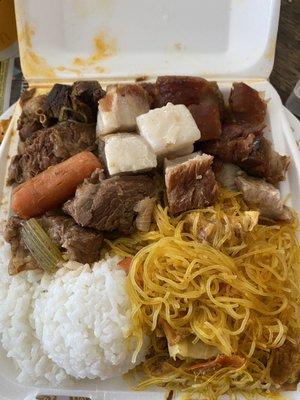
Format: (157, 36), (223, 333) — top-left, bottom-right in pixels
(165, 153), (218, 215)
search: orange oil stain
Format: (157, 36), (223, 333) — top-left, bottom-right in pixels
(18, 23), (56, 79)
(72, 31), (117, 69)
(95, 65), (107, 73)
(56, 66), (82, 76)
(173, 42), (183, 52)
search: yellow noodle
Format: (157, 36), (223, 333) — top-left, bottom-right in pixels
(109, 189), (300, 399)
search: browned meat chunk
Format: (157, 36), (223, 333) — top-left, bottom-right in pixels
(270, 335), (300, 387)
(45, 84), (72, 120)
(235, 175), (292, 221)
(229, 82), (267, 124)
(188, 100), (221, 143)
(45, 81), (105, 123)
(202, 122), (264, 163)
(16, 81), (105, 144)
(70, 80), (105, 123)
(19, 87), (36, 107)
(202, 122), (289, 183)
(4, 216), (38, 275)
(17, 90), (49, 141)
(142, 76), (224, 141)
(154, 76), (223, 110)
(239, 136), (290, 184)
(165, 153), (218, 215)
(4, 214), (104, 274)
(8, 121), (96, 184)
(140, 82), (157, 108)
(63, 171), (156, 234)
(40, 215), (103, 264)
(19, 120), (44, 142)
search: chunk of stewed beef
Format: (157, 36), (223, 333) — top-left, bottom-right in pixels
(8, 121), (96, 184)
(17, 90), (49, 141)
(70, 80), (105, 123)
(63, 170), (156, 234)
(44, 81), (105, 123)
(4, 214), (104, 274)
(40, 215), (103, 264)
(44, 84), (72, 120)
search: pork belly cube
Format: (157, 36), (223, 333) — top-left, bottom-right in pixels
(143, 76), (224, 140)
(202, 122), (290, 184)
(188, 101), (221, 141)
(137, 103), (200, 156)
(103, 133), (157, 175)
(229, 82), (267, 124)
(165, 153), (218, 215)
(96, 84), (150, 136)
(235, 175), (292, 221)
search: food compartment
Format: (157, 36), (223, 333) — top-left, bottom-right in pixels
(0, 78), (299, 400)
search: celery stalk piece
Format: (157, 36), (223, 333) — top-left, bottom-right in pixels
(21, 218), (64, 273)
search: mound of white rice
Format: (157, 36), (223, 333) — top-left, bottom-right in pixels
(0, 240), (147, 385)
(0, 240), (66, 385)
(33, 257), (147, 380)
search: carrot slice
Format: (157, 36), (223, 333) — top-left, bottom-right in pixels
(12, 151), (102, 219)
(118, 257), (132, 274)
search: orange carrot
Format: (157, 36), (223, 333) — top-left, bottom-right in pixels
(12, 151), (102, 219)
(118, 257), (132, 274)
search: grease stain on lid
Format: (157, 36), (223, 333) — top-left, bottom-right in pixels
(18, 23), (116, 81)
(173, 42), (184, 52)
(18, 22), (57, 79)
(73, 31), (117, 70)
(56, 66), (82, 76)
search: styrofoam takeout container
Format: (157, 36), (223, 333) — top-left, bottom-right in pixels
(0, 0), (300, 399)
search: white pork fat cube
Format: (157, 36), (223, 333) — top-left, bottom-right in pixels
(104, 133), (157, 175)
(137, 103), (201, 156)
(96, 84), (150, 136)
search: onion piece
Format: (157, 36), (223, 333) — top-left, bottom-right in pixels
(134, 197), (156, 232)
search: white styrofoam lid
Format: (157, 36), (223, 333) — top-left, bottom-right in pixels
(14, 0), (280, 84)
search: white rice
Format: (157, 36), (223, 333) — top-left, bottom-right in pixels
(0, 239), (147, 385)
(33, 257), (147, 380)
(0, 240), (66, 385)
